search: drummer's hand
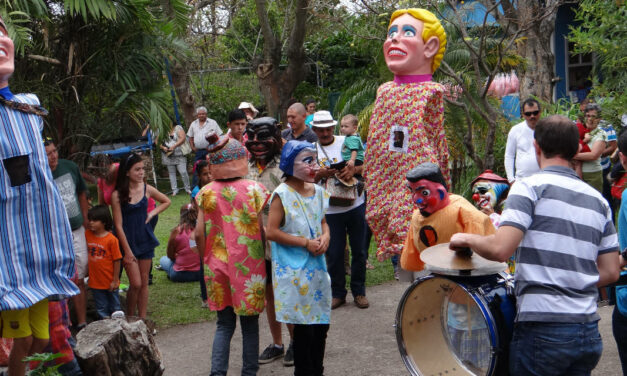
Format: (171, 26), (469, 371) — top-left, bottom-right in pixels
(449, 233), (472, 251)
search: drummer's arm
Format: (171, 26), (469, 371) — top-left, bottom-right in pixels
(596, 251), (620, 287)
(449, 225), (523, 263)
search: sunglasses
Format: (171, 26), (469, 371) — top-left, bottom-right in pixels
(523, 110), (540, 117)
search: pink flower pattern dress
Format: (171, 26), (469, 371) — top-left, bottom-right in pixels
(197, 179), (268, 315)
(365, 79), (450, 259)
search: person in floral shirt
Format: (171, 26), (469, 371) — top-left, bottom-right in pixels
(196, 133), (268, 376)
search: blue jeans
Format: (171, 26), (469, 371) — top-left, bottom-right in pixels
(613, 306), (627, 375)
(210, 306), (259, 376)
(92, 289), (121, 319)
(509, 321), (603, 376)
(159, 256), (202, 282)
(325, 203), (367, 298)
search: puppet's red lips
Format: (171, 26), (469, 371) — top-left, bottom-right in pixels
(387, 47), (407, 57)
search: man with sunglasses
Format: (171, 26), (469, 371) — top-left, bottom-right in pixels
(504, 98), (542, 183)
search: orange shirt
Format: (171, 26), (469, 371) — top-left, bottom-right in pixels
(85, 230), (122, 290)
(401, 194), (495, 271)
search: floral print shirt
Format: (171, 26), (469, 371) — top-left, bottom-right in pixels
(197, 179), (268, 315)
(270, 183), (332, 324)
(364, 81), (450, 259)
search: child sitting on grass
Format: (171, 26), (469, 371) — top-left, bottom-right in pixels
(85, 205), (123, 319)
(158, 203), (203, 283)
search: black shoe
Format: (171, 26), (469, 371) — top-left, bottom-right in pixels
(258, 344), (284, 364)
(283, 343), (294, 367)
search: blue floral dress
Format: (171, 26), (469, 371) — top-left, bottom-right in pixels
(270, 183), (331, 324)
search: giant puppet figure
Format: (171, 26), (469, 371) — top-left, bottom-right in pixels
(0, 16), (78, 375)
(365, 9), (450, 260)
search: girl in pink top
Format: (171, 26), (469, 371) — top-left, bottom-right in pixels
(158, 204), (202, 282)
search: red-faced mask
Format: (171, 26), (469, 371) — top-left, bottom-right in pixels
(407, 178), (449, 215)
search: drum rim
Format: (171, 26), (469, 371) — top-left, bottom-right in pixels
(395, 274), (434, 376)
(395, 274), (502, 376)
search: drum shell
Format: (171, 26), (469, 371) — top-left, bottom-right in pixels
(396, 273), (516, 376)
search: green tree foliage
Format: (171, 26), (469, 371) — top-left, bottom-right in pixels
(3, 0), (190, 161)
(569, 0), (627, 126)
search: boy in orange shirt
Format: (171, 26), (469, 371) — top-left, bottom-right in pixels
(85, 205), (123, 319)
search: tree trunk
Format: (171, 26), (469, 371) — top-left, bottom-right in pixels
(254, 0), (309, 122)
(516, 3), (558, 103)
(171, 61), (196, 126)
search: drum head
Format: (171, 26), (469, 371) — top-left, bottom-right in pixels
(396, 275), (497, 376)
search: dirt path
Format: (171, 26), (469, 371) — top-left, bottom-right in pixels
(156, 280), (622, 375)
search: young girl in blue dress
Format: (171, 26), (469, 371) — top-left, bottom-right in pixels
(266, 140), (331, 375)
(112, 153), (170, 318)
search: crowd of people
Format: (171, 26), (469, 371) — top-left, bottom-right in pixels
(1, 7), (627, 376)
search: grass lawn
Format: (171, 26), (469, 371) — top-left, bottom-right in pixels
(120, 181), (395, 328)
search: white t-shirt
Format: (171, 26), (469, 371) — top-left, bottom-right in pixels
(187, 118), (222, 150)
(504, 120), (540, 182)
(315, 136), (365, 215)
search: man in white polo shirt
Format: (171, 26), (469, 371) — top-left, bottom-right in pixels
(504, 98), (542, 182)
(187, 106), (222, 185)
(187, 105), (222, 164)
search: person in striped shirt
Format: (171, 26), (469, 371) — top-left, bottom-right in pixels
(451, 115), (621, 376)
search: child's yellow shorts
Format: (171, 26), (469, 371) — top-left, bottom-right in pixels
(0, 299), (49, 339)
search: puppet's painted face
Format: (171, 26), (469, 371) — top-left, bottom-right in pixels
(0, 19), (15, 87)
(384, 14), (430, 76)
(245, 123), (279, 162)
(471, 180), (508, 209)
(407, 179), (448, 214)
(292, 149), (319, 182)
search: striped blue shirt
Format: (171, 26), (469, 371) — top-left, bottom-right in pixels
(0, 94), (79, 310)
(500, 165), (618, 323)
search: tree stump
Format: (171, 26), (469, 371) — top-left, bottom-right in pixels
(75, 318), (164, 376)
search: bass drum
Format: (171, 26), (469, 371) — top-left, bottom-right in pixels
(396, 273), (515, 376)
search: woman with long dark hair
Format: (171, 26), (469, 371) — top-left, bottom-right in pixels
(112, 153), (170, 318)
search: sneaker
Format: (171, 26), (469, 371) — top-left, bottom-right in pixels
(354, 295), (369, 309)
(258, 344), (284, 364)
(283, 343), (294, 367)
(331, 297), (346, 310)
